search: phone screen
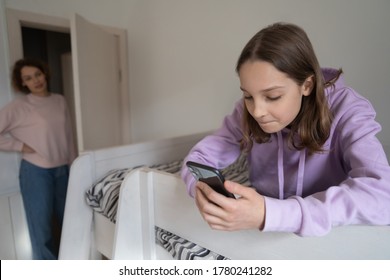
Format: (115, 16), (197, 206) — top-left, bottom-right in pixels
(186, 161), (235, 198)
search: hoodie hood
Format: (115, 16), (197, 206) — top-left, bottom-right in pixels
(322, 68), (344, 85)
(274, 68), (342, 199)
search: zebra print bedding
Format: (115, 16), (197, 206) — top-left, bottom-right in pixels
(155, 226), (228, 260)
(85, 155), (249, 260)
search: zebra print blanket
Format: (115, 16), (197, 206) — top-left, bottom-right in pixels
(85, 155), (249, 260)
(155, 226), (228, 260)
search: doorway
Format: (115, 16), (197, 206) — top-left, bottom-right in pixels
(21, 27), (72, 254)
(20, 27), (77, 152)
(21, 26), (71, 96)
(7, 9), (131, 152)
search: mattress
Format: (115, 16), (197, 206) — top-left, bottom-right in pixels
(86, 154), (250, 260)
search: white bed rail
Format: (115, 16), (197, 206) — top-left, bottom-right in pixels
(111, 168), (156, 259)
(59, 153), (98, 259)
(127, 169), (390, 260)
(59, 131), (210, 259)
(59, 130), (390, 260)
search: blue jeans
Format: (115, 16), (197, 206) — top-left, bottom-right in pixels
(19, 160), (69, 260)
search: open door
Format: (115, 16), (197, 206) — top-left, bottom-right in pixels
(71, 14), (125, 152)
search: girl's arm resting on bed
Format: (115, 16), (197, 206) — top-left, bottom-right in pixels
(181, 100), (244, 196)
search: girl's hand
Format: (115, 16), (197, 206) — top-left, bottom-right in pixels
(195, 180), (265, 231)
(22, 144), (35, 153)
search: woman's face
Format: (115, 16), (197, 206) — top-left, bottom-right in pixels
(21, 66), (48, 96)
(239, 60), (312, 133)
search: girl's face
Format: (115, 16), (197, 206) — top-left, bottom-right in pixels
(21, 66), (48, 96)
(239, 61), (312, 133)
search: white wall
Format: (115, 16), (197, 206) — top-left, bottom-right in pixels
(4, 0), (390, 144)
(2, 0), (390, 158)
(0, 0), (32, 260)
(0, 0), (20, 195)
(129, 0), (390, 149)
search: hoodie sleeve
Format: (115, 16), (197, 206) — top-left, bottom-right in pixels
(263, 89), (390, 236)
(181, 100), (244, 197)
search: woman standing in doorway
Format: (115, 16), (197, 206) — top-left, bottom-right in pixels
(0, 58), (77, 259)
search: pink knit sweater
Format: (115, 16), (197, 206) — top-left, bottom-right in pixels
(0, 93), (77, 168)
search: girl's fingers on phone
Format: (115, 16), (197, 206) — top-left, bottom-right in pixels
(197, 181), (228, 205)
(195, 182), (228, 216)
(224, 181), (251, 197)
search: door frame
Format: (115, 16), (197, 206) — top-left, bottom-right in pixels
(6, 8), (131, 146)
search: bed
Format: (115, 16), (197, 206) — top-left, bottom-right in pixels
(59, 131), (390, 260)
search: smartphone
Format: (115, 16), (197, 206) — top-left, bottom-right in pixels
(186, 161), (235, 198)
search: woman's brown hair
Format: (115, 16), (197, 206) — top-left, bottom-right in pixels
(11, 58), (50, 94)
(236, 22), (341, 154)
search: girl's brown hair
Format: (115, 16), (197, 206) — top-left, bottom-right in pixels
(11, 58), (50, 94)
(236, 22), (341, 154)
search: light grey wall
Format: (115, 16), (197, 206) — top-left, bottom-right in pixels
(0, 0), (20, 195)
(4, 0), (390, 143)
(1, 0), (390, 194)
(126, 0), (390, 148)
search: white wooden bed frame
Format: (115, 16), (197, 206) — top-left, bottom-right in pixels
(59, 131), (390, 260)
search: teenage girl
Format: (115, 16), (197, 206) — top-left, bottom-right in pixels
(181, 23), (390, 236)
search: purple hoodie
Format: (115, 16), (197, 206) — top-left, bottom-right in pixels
(181, 68), (390, 236)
